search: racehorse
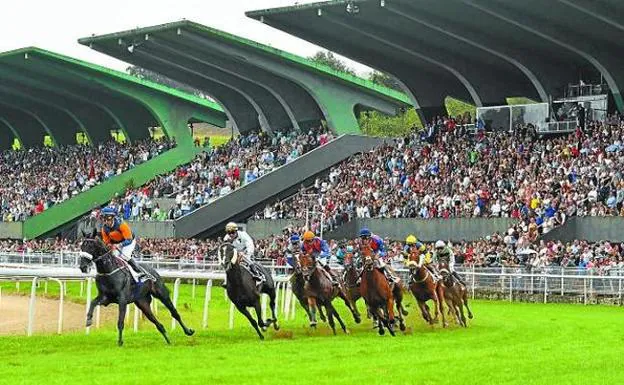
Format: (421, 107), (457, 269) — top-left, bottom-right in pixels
(405, 250), (446, 327)
(358, 246), (407, 336)
(298, 253), (358, 334)
(438, 263), (473, 327)
(289, 254), (326, 323)
(79, 237), (195, 346)
(217, 243), (279, 340)
(341, 250), (363, 322)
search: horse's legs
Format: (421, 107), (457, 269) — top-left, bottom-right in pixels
(253, 300), (267, 332)
(85, 294), (104, 327)
(328, 302), (347, 334)
(463, 288), (474, 319)
(339, 289), (361, 324)
(437, 286), (448, 328)
(393, 290), (406, 331)
(393, 285), (409, 316)
(135, 299), (170, 344)
(153, 284), (195, 336)
(307, 297), (318, 328)
(417, 300), (431, 324)
(235, 303), (264, 340)
(266, 289), (280, 330)
(117, 300), (127, 347)
(325, 304), (337, 335)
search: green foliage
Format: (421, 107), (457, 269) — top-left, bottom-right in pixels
(127, 66), (207, 97)
(445, 96), (476, 119)
(358, 107), (422, 137)
(506, 97), (538, 105)
(2, 280), (624, 385)
(307, 51), (356, 76)
(368, 71), (403, 92)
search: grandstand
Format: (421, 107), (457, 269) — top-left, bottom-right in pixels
(248, 0), (624, 117)
(0, 47), (228, 239)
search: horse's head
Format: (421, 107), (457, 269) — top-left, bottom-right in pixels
(405, 249), (420, 270)
(217, 243), (239, 271)
(360, 246), (375, 271)
(438, 263), (452, 284)
(298, 253), (316, 282)
(78, 237), (108, 274)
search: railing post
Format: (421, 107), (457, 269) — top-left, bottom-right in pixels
(619, 276), (622, 304)
(203, 280), (212, 329)
(27, 277), (38, 336)
(229, 301), (235, 330)
(543, 275), (548, 304)
(85, 278), (92, 335)
(171, 278), (181, 330)
(191, 278), (196, 300)
(560, 267), (564, 296)
(508, 271), (513, 302)
(471, 264), (475, 300)
(583, 277), (588, 305)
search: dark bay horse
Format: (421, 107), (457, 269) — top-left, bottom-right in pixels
(438, 263), (473, 327)
(298, 253), (358, 334)
(289, 254), (326, 323)
(405, 251), (446, 327)
(80, 238), (195, 346)
(342, 251), (363, 322)
(218, 243), (279, 340)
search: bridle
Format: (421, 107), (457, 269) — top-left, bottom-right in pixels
(80, 238), (127, 276)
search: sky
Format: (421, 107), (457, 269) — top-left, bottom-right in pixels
(0, 0), (373, 76)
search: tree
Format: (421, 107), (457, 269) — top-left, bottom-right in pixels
(357, 107), (422, 137)
(308, 51), (356, 76)
(126, 66), (207, 98)
(368, 71), (403, 92)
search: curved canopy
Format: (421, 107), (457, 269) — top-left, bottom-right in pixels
(79, 20), (412, 134)
(0, 47), (227, 148)
(248, 0), (623, 114)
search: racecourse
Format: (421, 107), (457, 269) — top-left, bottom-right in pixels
(1, 281), (623, 385)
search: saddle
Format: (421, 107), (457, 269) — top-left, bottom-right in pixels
(241, 260), (266, 283)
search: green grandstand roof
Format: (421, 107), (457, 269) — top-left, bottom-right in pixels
(79, 20), (411, 105)
(0, 46), (224, 112)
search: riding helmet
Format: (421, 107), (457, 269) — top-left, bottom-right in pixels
(225, 222), (238, 232)
(303, 230), (315, 241)
(406, 235), (417, 245)
(101, 207), (117, 217)
(359, 227), (371, 238)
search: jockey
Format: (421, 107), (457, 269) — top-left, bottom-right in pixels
(403, 235), (440, 280)
(359, 227), (400, 283)
(432, 240), (465, 285)
(301, 230), (339, 286)
(223, 222), (265, 287)
(285, 233), (301, 268)
(100, 206), (153, 281)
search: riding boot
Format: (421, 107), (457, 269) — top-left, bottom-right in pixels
(381, 266), (399, 284)
(452, 271), (467, 286)
(324, 265), (339, 287)
(427, 265), (442, 281)
(251, 264), (266, 289)
(128, 258), (155, 282)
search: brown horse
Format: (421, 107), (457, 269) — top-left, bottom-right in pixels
(358, 246), (406, 335)
(298, 253), (359, 334)
(289, 254), (326, 323)
(438, 263), (473, 327)
(405, 250), (446, 327)
(341, 250), (363, 322)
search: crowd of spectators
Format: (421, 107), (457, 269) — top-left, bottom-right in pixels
(258, 115), (624, 240)
(108, 127), (334, 221)
(0, 138), (176, 222)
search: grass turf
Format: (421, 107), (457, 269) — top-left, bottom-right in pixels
(1, 281), (623, 385)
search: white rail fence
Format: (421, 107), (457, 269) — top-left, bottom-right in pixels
(0, 267), (298, 337)
(2, 263), (624, 337)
